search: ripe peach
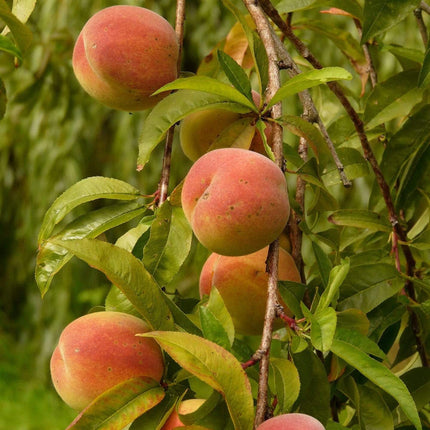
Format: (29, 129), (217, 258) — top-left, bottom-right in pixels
(179, 91), (272, 161)
(161, 399), (205, 429)
(72, 6), (178, 111)
(256, 413), (325, 429)
(181, 148), (290, 256)
(50, 311), (164, 410)
(199, 246), (300, 335)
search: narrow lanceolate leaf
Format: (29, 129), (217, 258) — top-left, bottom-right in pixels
(269, 358), (300, 413)
(67, 377), (164, 430)
(152, 76), (257, 110)
(302, 306), (337, 352)
(217, 50), (253, 102)
(36, 202), (146, 296)
(364, 70), (423, 130)
(0, 0), (32, 51)
(8, 0), (37, 24)
(140, 331), (254, 430)
(50, 238), (174, 330)
(143, 201), (192, 287)
(328, 209), (392, 232)
(138, 90), (254, 169)
(418, 46), (430, 87)
(361, 0), (421, 43)
(38, 177), (141, 243)
(0, 34), (22, 62)
(265, 67), (352, 109)
(330, 339), (422, 430)
(316, 258), (350, 313)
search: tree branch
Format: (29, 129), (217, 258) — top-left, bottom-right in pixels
(420, 1), (430, 14)
(157, 0), (186, 206)
(261, 0), (429, 367)
(414, 7), (429, 47)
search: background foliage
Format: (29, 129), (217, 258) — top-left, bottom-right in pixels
(0, 0), (429, 429)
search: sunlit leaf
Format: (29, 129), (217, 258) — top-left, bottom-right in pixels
(66, 377), (164, 430)
(328, 209), (392, 232)
(137, 90), (254, 168)
(38, 177), (142, 243)
(143, 201), (192, 287)
(330, 338), (421, 430)
(140, 331), (254, 430)
(51, 238), (174, 330)
(266, 67), (352, 109)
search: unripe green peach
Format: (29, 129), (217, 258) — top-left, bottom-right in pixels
(199, 246), (300, 335)
(256, 413), (325, 429)
(72, 5), (178, 111)
(161, 399), (206, 429)
(50, 311), (164, 410)
(181, 148), (290, 256)
(179, 91), (272, 161)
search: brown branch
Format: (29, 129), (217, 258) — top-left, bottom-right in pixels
(157, 0), (186, 206)
(421, 1), (430, 14)
(414, 7), (429, 47)
(242, 0), (284, 427)
(261, 0), (430, 367)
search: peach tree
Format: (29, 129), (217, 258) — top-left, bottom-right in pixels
(34, 1), (430, 429)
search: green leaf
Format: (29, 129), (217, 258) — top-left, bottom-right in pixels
(0, 0), (32, 52)
(162, 296), (203, 336)
(418, 45), (430, 87)
(153, 76), (257, 110)
(322, 148), (370, 186)
(140, 331), (254, 430)
(361, 0), (421, 43)
(143, 201), (192, 287)
(316, 258), (350, 313)
(328, 209), (392, 232)
(66, 377), (164, 430)
(277, 0), (363, 19)
(292, 348), (331, 425)
(8, 0), (37, 24)
(303, 305), (337, 352)
(0, 34), (22, 62)
(199, 306), (232, 350)
(311, 240), (332, 287)
(338, 263), (404, 314)
(269, 358), (300, 413)
(379, 105), (430, 192)
(330, 338), (421, 430)
(217, 50), (253, 101)
(364, 70), (423, 130)
(201, 287), (235, 347)
(38, 177), (141, 243)
(278, 281), (306, 318)
(277, 115), (329, 160)
(137, 90), (254, 168)
(266, 67), (352, 109)
(51, 238), (174, 330)
(208, 117), (256, 152)
(36, 202), (146, 296)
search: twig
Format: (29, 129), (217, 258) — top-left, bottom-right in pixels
(263, 0), (429, 367)
(353, 18), (378, 88)
(414, 7), (429, 47)
(420, 1), (430, 15)
(157, 0), (186, 206)
(242, 0), (284, 426)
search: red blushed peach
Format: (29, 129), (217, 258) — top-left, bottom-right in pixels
(181, 148), (290, 256)
(72, 6), (178, 111)
(161, 399), (206, 429)
(50, 311), (164, 410)
(199, 246), (301, 335)
(256, 413), (325, 429)
(179, 91), (273, 161)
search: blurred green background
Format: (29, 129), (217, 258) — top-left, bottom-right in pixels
(0, 0), (425, 428)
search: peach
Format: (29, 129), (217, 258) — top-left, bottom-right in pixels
(72, 6), (178, 111)
(161, 399), (205, 429)
(199, 246), (301, 335)
(180, 91), (272, 161)
(50, 311), (164, 410)
(256, 413), (325, 429)
(181, 148), (290, 256)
